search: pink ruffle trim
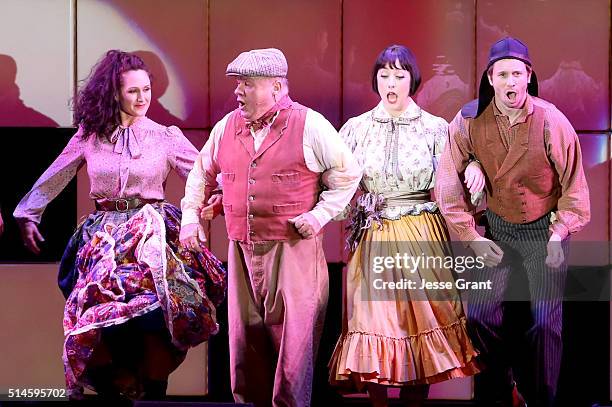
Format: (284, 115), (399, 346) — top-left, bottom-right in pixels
(329, 317), (480, 388)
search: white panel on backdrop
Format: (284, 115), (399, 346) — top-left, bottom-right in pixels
(0, 0), (74, 127)
(76, 0), (208, 128)
(0, 264), (66, 388)
(568, 134), (610, 266)
(0, 263), (207, 395)
(167, 342), (208, 395)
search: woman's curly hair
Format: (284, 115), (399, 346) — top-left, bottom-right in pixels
(73, 50), (150, 139)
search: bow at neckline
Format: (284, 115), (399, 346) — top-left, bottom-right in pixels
(110, 125), (142, 158)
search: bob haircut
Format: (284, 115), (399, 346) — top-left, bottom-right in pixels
(371, 44), (421, 96)
(73, 50), (150, 139)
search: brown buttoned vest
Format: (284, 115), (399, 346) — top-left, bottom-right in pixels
(470, 101), (561, 224)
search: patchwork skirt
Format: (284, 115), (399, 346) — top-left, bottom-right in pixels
(58, 202), (226, 398)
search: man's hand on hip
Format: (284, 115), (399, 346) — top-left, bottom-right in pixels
(288, 213), (321, 239)
(200, 194), (223, 221)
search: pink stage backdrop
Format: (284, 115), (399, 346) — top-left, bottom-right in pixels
(0, 0), (610, 400)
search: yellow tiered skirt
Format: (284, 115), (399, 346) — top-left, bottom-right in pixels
(329, 211), (480, 389)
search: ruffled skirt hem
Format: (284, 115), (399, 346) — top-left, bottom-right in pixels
(329, 317), (480, 389)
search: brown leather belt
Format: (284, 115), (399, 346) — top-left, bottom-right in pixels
(95, 198), (162, 212)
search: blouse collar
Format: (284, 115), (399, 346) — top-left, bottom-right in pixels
(372, 98), (422, 123)
(108, 117), (152, 158)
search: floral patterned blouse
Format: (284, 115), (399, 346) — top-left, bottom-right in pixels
(340, 99), (448, 219)
(14, 117), (198, 224)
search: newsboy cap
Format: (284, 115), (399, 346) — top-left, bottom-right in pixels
(226, 48), (288, 78)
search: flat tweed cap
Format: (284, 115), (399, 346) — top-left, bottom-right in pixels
(226, 48), (288, 77)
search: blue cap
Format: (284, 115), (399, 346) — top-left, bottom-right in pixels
(486, 37), (532, 69)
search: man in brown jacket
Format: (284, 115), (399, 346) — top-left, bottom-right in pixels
(435, 37), (590, 407)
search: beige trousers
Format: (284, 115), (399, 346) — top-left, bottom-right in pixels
(228, 235), (329, 407)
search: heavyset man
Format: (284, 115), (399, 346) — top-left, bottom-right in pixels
(180, 48), (360, 407)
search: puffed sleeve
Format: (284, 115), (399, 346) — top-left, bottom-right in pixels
(431, 117), (449, 171)
(14, 128), (86, 224)
(167, 125), (199, 180)
(180, 115), (228, 228)
(339, 117), (359, 153)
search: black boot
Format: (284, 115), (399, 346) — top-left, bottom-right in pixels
(88, 366), (132, 403)
(141, 379), (168, 400)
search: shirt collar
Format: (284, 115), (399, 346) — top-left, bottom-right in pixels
(245, 94), (292, 132)
(492, 94), (533, 123)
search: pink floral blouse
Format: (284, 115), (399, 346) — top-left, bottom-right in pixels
(14, 117), (198, 224)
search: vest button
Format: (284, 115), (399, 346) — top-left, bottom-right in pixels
(249, 195), (255, 201)
(251, 162), (257, 168)
(521, 202), (526, 206)
(249, 178), (256, 184)
(249, 214), (254, 219)
(249, 231), (255, 236)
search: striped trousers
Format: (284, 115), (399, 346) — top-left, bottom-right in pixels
(467, 209), (568, 407)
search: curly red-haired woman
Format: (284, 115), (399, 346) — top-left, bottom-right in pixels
(14, 50), (226, 401)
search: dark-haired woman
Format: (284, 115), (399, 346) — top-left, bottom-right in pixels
(14, 50), (226, 400)
(328, 45), (481, 406)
